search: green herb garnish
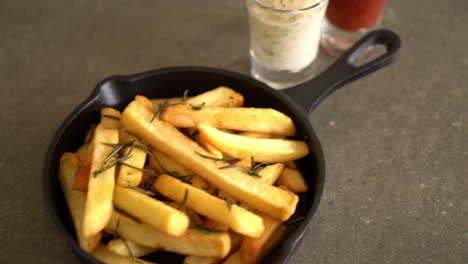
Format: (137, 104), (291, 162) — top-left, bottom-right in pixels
(182, 89), (189, 102)
(190, 102), (205, 111)
(151, 102), (185, 122)
(178, 189), (189, 209)
(220, 196), (235, 211)
(101, 114), (121, 121)
(195, 152), (238, 163)
(285, 216), (305, 226)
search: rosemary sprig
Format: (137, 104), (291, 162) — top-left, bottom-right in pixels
(178, 189), (189, 209)
(190, 102), (205, 111)
(285, 216), (305, 226)
(195, 152), (238, 163)
(220, 196), (235, 211)
(218, 158), (273, 178)
(170, 174), (194, 184)
(110, 218), (140, 263)
(120, 162), (155, 173)
(123, 181), (156, 196)
(140, 175), (158, 191)
(218, 164), (251, 173)
(182, 89), (189, 102)
(101, 114), (121, 121)
(151, 102), (185, 122)
(114, 207), (142, 224)
(123, 130), (148, 147)
(93, 162), (117, 177)
(191, 224), (226, 234)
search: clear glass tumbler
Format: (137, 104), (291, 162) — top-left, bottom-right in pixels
(246, 0), (329, 89)
(321, 0), (385, 56)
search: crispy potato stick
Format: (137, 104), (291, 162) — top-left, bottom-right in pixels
(107, 238), (158, 257)
(100, 108), (121, 129)
(106, 211), (231, 258)
(276, 162), (308, 193)
(121, 97), (298, 221)
(83, 124), (119, 238)
(113, 185), (189, 236)
(197, 132), (224, 159)
(198, 123), (309, 163)
(73, 164), (90, 192)
(183, 256), (222, 264)
(222, 251), (242, 264)
(187, 86), (243, 107)
(238, 131), (285, 139)
(92, 244), (156, 264)
(240, 214), (282, 264)
(161, 105), (295, 136)
(257, 224), (287, 261)
(58, 153), (101, 252)
(257, 163), (284, 185)
(153, 174), (264, 237)
(115, 136), (147, 187)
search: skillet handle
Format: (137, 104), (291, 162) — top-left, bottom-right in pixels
(282, 29), (401, 113)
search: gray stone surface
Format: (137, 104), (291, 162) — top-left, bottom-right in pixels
(0, 0), (466, 263)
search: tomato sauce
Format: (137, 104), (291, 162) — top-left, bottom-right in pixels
(326, 0), (385, 31)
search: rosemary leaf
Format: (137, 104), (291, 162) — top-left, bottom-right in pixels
(123, 130), (147, 147)
(114, 207), (142, 224)
(93, 161), (117, 177)
(195, 152), (238, 163)
(218, 164), (250, 173)
(121, 237), (135, 260)
(220, 196), (235, 211)
(190, 223), (226, 234)
(120, 162), (155, 173)
(182, 89), (189, 102)
(101, 114), (121, 121)
(285, 216), (305, 226)
(101, 144), (124, 165)
(190, 102), (205, 111)
(151, 102), (185, 122)
(178, 189), (189, 209)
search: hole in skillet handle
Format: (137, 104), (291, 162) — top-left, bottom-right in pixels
(282, 29), (401, 113)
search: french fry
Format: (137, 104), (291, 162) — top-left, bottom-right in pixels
(106, 211), (231, 258)
(153, 174), (264, 238)
(113, 185), (189, 236)
(240, 214), (282, 264)
(100, 108), (121, 129)
(257, 224), (287, 261)
(92, 244), (156, 264)
(222, 251), (242, 264)
(72, 164), (90, 192)
(238, 131), (285, 139)
(186, 86), (243, 107)
(276, 162), (308, 193)
(58, 153), (101, 252)
(115, 131), (148, 187)
(120, 97), (298, 221)
(83, 124), (119, 238)
(107, 238), (158, 257)
(161, 105), (295, 136)
(197, 123), (309, 163)
(147, 147), (214, 192)
(197, 132), (224, 159)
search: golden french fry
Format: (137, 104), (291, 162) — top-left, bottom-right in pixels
(100, 108), (121, 129)
(222, 251), (242, 264)
(106, 211), (231, 258)
(153, 174), (264, 237)
(197, 132), (224, 159)
(240, 213), (282, 264)
(197, 123), (309, 163)
(115, 134), (147, 187)
(92, 244), (156, 264)
(83, 124), (119, 238)
(120, 96), (298, 221)
(58, 153), (101, 252)
(161, 104), (295, 136)
(257, 224), (287, 261)
(113, 185), (189, 236)
(148, 147), (194, 176)
(238, 131), (286, 139)
(276, 162), (308, 193)
(187, 86), (243, 107)
(107, 238), (158, 257)
(183, 256), (222, 264)
(72, 164), (90, 192)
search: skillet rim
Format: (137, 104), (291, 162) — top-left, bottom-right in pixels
(42, 66), (326, 264)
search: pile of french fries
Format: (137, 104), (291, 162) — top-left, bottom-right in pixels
(58, 86), (310, 264)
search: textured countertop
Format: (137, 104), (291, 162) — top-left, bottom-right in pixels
(0, 0), (466, 263)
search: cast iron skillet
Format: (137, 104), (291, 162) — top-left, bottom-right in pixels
(43, 29), (400, 264)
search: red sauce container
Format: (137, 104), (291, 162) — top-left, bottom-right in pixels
(326, 0), (385, 31)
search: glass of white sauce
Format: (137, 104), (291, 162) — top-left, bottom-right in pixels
(246, 0), (328, 89)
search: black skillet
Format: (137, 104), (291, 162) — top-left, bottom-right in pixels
(43, 29), (400, 264)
